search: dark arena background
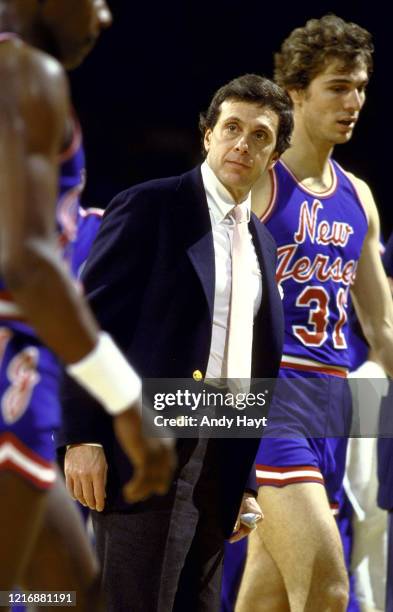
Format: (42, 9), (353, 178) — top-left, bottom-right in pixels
(70, 0), (392, 238)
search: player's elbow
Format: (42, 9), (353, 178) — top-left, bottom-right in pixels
(369, 320), (393, 349)
(366, 320), (393, 374)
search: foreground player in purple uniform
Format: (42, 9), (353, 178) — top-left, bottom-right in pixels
(0, 0), (174, 602)
(236, 15), (393, 612)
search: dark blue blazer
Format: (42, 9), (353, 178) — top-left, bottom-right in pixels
(59, 166), (284, 536)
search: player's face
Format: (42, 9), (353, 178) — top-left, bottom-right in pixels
(295, 58), (368, 146)
(46, 0), (112, 69)
(204, 99), (279, 203)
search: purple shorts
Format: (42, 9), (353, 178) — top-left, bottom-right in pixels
(256, 367), (352, 508)
(0, 325), (60, 489)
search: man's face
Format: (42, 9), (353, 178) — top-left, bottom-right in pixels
(204, 99), (279, 203)
(294, 58), (368, 146)
(45, 0), (112, 69)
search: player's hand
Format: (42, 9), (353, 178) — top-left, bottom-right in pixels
(64, 444), (108, 511)
(113, 402), (176, 503)
(229, 492), (263, 543)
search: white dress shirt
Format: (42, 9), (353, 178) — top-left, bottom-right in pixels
(201, 161), (262, 380)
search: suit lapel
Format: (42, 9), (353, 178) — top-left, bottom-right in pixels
(249, 213), (276, 295)
(249, 212), (284, 377)
(172, 167), (215, 317)
(172, 169), (279, 325)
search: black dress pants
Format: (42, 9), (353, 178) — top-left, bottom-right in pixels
(92, 438), (226, 612)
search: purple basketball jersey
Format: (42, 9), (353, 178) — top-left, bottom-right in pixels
(263, 159), (368, 371)
(71, 207), (103, 278)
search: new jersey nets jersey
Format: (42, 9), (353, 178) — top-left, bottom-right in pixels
(262, 159), (368, 371)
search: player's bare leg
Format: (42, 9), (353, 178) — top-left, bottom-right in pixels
(0, 471), (48, 592)
(236, 527), (289, 612)
(238, 483), (348, 612)
(21, 467), (103, 612)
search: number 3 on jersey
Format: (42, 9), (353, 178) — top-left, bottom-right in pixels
(292, 286), (348, 348)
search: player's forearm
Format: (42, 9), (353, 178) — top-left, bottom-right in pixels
(3, 240), (98, 364)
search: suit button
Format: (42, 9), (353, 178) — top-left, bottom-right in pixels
(193, 370), (203, 381)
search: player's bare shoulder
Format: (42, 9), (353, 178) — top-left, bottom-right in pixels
(0, 37), (70, 155)
(346, 170), (377, 219)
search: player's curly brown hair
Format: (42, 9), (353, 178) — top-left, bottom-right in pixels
(274, 14), (374, 90)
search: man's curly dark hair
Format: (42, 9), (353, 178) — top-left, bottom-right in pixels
(274, 14), (373, 90)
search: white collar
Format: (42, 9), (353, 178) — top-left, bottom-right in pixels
(201, 161), (251, 225)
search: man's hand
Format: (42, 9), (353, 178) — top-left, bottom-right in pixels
(229, 492), (263, 543)
(113, 403), (176, 503)
(65, 445), (108, 511)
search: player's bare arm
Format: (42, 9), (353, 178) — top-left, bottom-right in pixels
(0, 42), (99, 362)
(0, 42), (175, 502)
(349, 174), (393, 377)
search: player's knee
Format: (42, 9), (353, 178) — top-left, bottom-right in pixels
(311, 550), (349, 611)
(324, 579), (349, 611)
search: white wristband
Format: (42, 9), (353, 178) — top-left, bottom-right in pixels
(67, 332), (141, 415)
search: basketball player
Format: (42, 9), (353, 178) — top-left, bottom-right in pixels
(377, 231), (393, 612)
(236, 14), (393, 612)
(0, 0), (174, 602)
(341, 237), (389, 612)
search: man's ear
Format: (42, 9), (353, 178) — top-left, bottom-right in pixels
(287, 88), (305, 105)
(204, 129), (212, 154)
(268, 152), (280, 170)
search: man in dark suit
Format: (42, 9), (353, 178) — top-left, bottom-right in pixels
(59, 74), (293, 611)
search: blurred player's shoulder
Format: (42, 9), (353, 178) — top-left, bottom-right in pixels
(0, 34), (66, 93)
(0, 34), (69, 152)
